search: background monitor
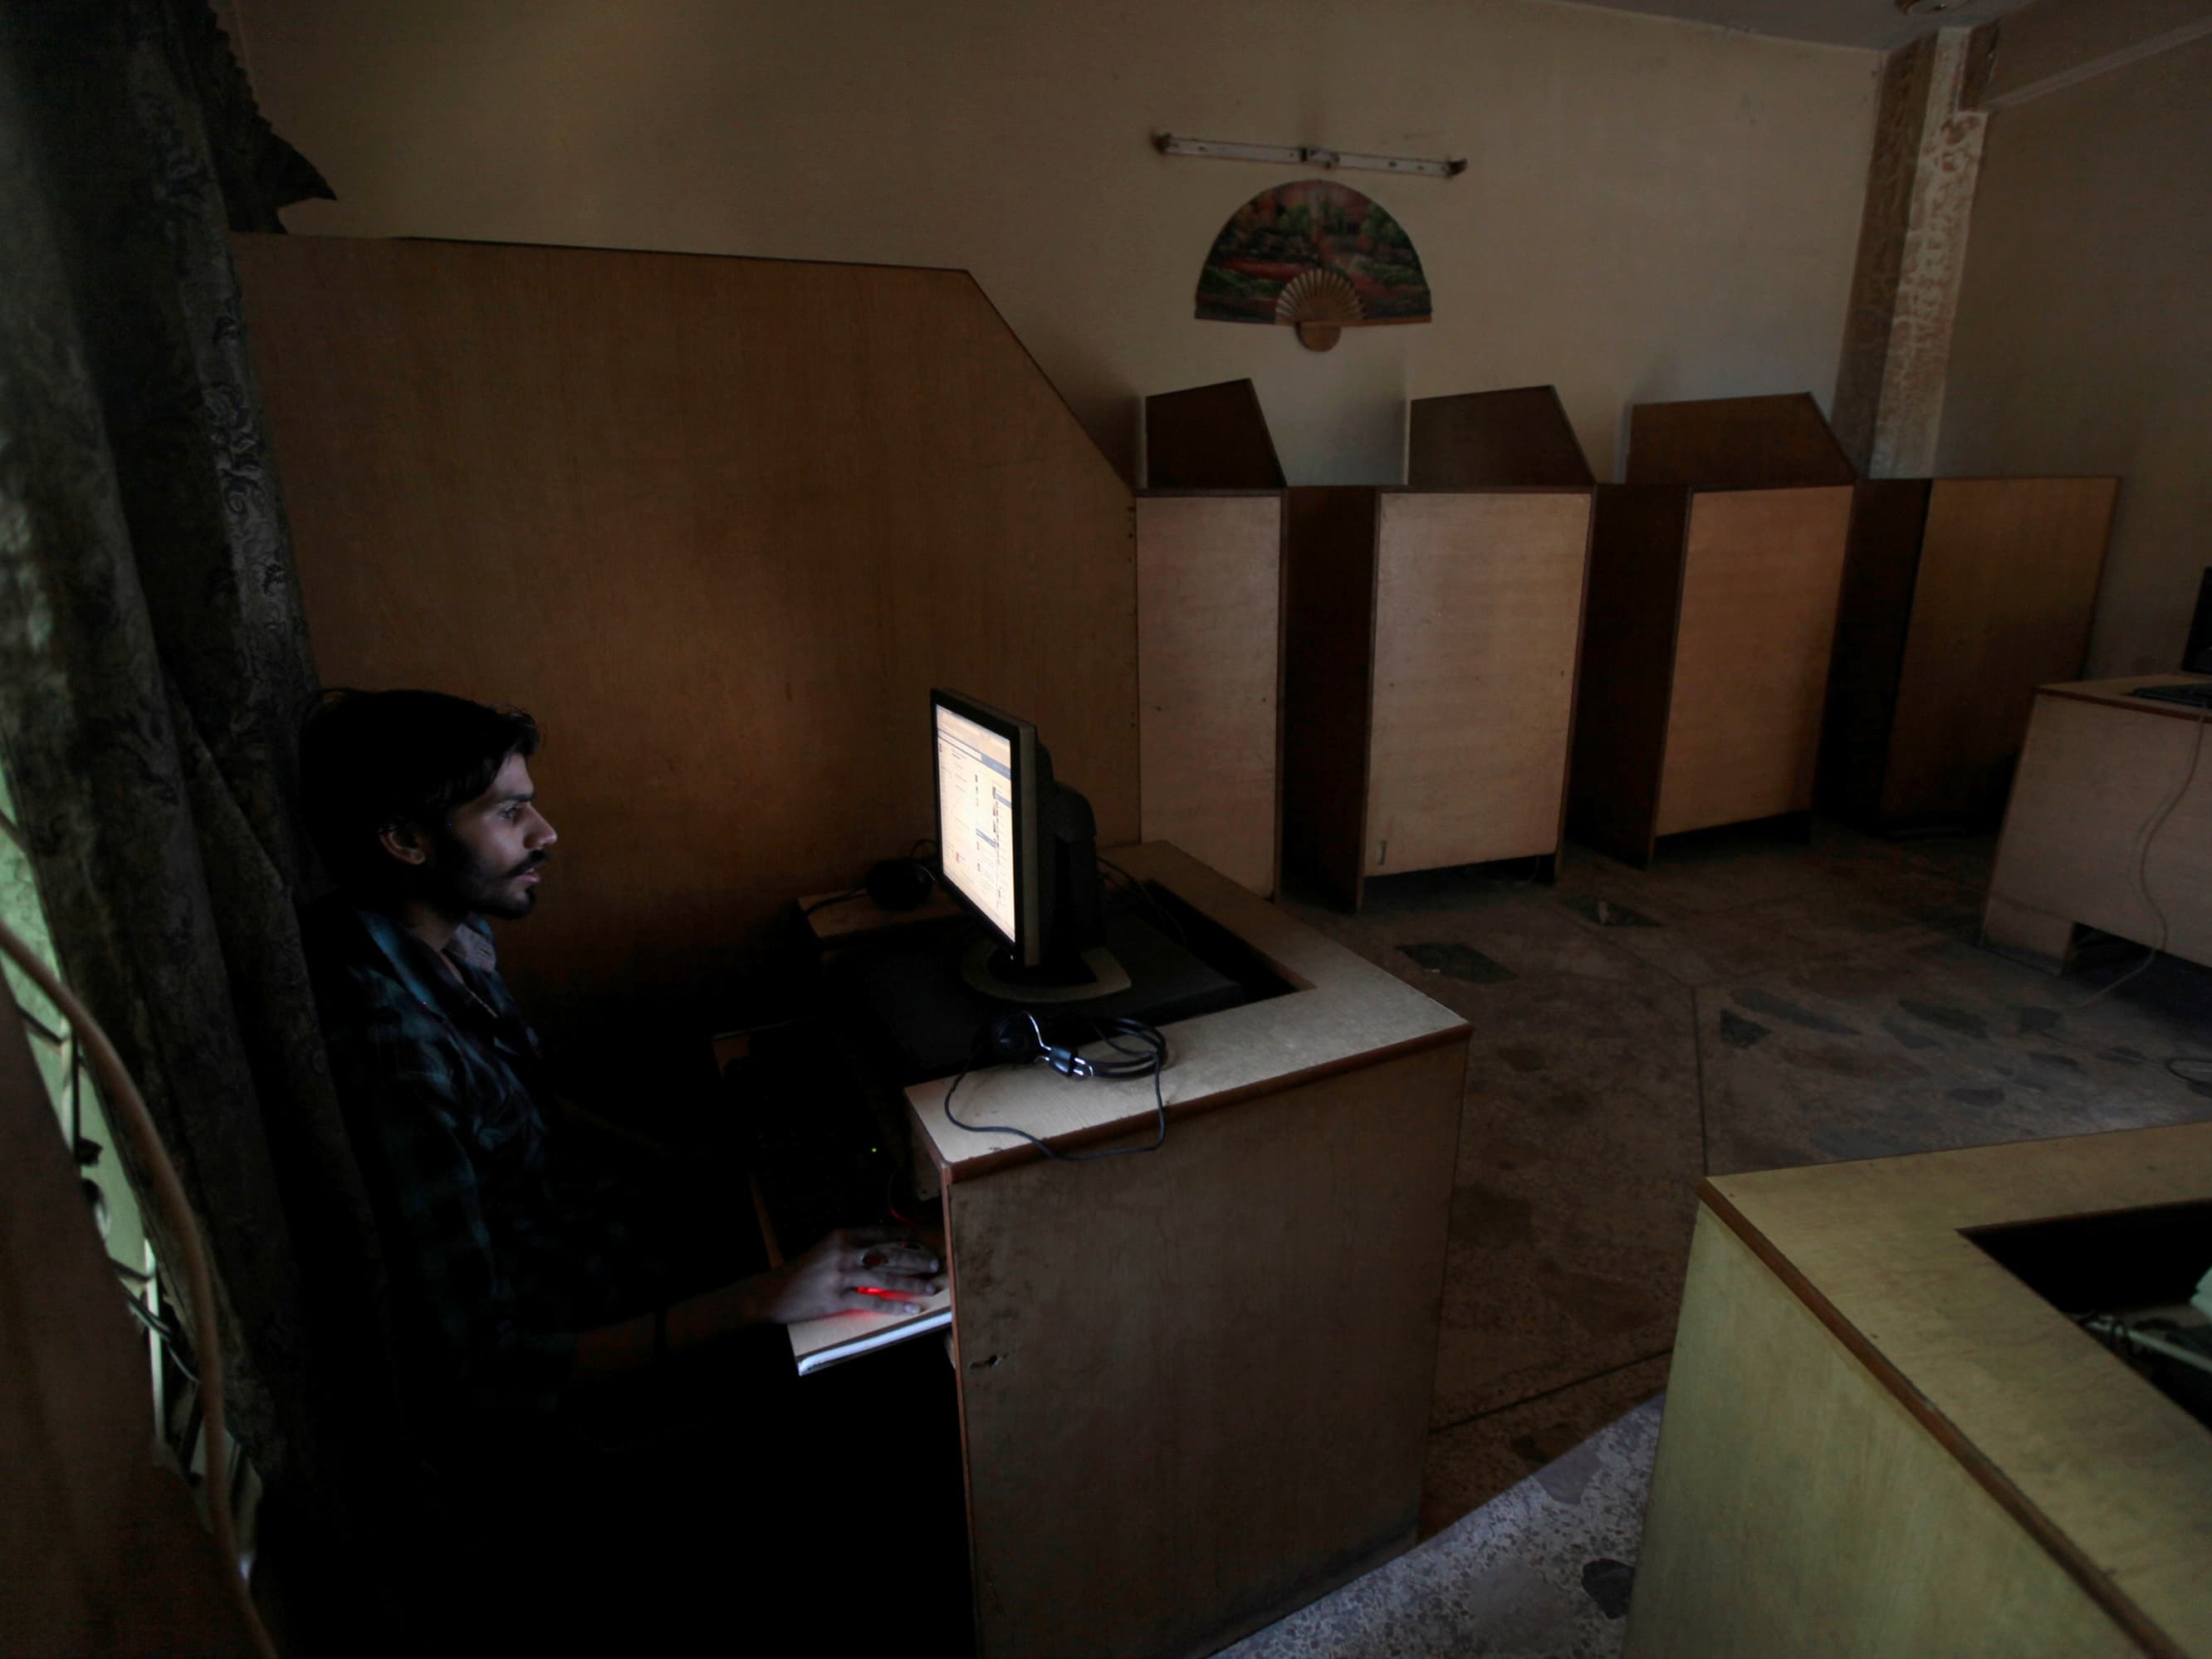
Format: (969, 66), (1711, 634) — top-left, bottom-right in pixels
(2185, 567), (2212, 675)
(932, 690), (1040, 967)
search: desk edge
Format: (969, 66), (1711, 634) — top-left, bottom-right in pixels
(1696, 1177), (2186, 1659)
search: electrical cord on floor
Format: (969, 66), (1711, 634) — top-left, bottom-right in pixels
(0, 918), (280, 1659)
(2073, 711), (2209, 1010)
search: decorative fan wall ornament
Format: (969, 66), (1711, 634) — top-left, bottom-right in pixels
(1194, 179), (1432, 351)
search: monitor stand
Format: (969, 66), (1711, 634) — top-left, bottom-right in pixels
(961, 940), (1132, 1004)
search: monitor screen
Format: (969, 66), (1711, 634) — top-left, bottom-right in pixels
(935, 698), (1021, 945)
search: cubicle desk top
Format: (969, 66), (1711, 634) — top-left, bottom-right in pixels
(798, 883), (962, 942)
(1702, 1123), (2212, 1657)
(906, 842), (1470, 1180)
(2040, 674), (2212, 721)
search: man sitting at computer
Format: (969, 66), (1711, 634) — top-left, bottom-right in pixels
(296, 688), (947, 1628)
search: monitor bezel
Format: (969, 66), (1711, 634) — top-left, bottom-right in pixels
(930, 688), (1040, 967)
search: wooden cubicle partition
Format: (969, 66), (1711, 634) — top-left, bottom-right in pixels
(1135, 492), (1285, 896)
(1145, 379), (1286, 489)
(1624, 392), (1856, 491)
(1407, 385), (1595, 489)
(1141, 379), (1591, 908)
(1819, 477), (2118, 831)
(1285, 487), (1593, 908)
(1568, 394), (1855, 865)
(1568, 485), (1856, 865)
(236, 235), (1138, 1019)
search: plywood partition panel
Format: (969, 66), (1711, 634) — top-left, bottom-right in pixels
(1626, 394), (1856, 489)
(1566, 487), (1691, 866)
(1818, 479), (1936, 825)
(1407, 387), (1594, 489)
(1136, 492), (1284, 896)
(1364, 492), (1593, 876)
(1878, 477), (2117, 825)
(1654, 487), (1854, 837)
(1819, 477), (2118, 831)
(1280, 488), (1381, 908)
(1145, 379), (1286, 489)
(235, 234), (1136, 1018)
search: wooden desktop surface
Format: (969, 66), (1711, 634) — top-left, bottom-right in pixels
(1984, 676), (2212, 971)
(2036, 674), (2212, 719)
(796, 882), (962, 941)
(906, 842), (1468, 1177)
(1668, 1125), (2212, 1656)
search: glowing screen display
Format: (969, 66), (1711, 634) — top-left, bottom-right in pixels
(935, 703), (1017, 942)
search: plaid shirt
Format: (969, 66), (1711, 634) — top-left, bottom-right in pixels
(305, 898), (644, 1453)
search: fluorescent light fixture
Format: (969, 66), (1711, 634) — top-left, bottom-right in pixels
(1154, 133), (1466, 179)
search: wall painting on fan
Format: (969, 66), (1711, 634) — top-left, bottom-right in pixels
(1194, 179), (1431, 350)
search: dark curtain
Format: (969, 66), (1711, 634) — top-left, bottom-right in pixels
(0, 0), (400, 1615)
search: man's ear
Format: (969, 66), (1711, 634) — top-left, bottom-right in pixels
(378, 820), (433, 867)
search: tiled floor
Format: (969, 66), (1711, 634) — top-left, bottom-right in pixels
(1226, 1398), (1668, 1659)
(1275, 817), (2212, 1542)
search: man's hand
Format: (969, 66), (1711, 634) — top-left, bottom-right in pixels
(754, 1226), (946, 1322)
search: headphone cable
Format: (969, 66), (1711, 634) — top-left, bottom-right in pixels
(940, 1018), (1169, 1162)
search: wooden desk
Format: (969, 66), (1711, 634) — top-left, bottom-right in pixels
(878, 843), (1469, 1658)
(1983, 677), (2212, 973)
(1627, 1124), (2212, 1658)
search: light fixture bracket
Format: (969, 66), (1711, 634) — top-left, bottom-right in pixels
(1154, 133), (1465, 180)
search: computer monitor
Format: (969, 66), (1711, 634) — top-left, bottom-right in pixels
(932, 691), (1035, 959)
(2184, 567), (2212, 675)
(931, 688), (1115, 997)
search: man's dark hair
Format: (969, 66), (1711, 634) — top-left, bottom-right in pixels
(299, 688), (541, 896)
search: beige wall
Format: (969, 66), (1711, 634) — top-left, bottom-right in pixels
(1938, 33), (2212, 676)
(228, 0), (1878, 486)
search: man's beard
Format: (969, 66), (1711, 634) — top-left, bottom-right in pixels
(421, 832), (546, 921)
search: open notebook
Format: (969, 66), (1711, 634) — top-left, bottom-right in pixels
(788, 1290), (952, 1377)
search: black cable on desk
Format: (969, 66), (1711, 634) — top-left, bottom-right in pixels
(941, 1020), (1170, 1162)
(1097, 855), (1189, 947)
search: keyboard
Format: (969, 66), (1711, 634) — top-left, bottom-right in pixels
(2127, 682), (2212, 711)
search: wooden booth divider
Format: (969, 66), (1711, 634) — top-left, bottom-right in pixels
(1819, 477), (2119, 833)
(1285, 485), (1594, 908)
(1407, 385), (1596, 490)
(1135, 491), (1285, 897)
(1622, 392), (1857, 492)
(236, 235), (1138, 1021)
(1145, 379), (1286, 490)
(1568, 394), (1856, 867)
(1142, 381), (1595, 911)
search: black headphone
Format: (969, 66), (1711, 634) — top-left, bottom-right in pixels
(983, 1011), (1167, 1079)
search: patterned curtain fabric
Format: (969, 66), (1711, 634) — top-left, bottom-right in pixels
(0, 0), (397, 1569)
